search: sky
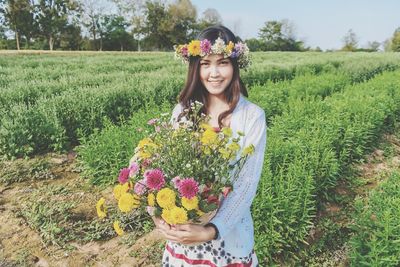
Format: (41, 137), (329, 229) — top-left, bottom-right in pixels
(189, 0), (400, 50)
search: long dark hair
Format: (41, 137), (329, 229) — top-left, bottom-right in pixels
(177, 25), (248, 128)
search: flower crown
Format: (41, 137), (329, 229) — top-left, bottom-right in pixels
(174, 37), (251, 69)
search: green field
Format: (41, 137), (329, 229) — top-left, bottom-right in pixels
(1, 51), (400, 266)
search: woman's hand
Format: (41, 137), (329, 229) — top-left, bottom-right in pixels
(152, 216), (171, 233)
(157, 223), (217, 245)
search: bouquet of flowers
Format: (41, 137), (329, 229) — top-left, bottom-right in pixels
(96, 101), (254, 235)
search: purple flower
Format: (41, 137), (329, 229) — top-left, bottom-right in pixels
(129, 162), (139, 177)
(171, 176), (182, 189)
(134, 178), (147, 195)
(181, 46), (188, 57)
(118, 168), (130, 184)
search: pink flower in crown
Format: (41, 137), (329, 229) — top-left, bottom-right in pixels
(145, 169), (165, 190)
(118, 168), (130, 184)
(134, 178), (147, 195)
(129, 162), (139, 177)
(172, 176), (182, 188)
(181, 45), (188, 57)
(178, 178), (199, 199)
(200, 39), (211, 55)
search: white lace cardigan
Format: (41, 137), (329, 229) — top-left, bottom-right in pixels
(170, 94), (267, 257)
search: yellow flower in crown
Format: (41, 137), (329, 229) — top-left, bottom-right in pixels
(113, 221), (124, 236)
(96, 197), (107, 219)
(225, 41), (235, 54)
(181, 196), (199, 210)
(169, 206), (188, 224)
(118, 192), (140, 213)
(201, 128), (218, 146)
(156, 188), (176, 209)
(187, 40), (201, 56)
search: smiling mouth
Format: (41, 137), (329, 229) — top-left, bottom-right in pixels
(208, 80), (223, 83)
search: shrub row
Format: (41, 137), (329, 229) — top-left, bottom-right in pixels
(349, 171), (400, 266)
(252, 70), (400, 264)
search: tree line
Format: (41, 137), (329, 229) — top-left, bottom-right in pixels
(0, 0), (399, 52)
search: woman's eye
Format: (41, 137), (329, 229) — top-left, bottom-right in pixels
(200, 62), (209, 66)
(220, 61), (229, 65)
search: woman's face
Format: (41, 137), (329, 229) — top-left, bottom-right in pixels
(199, 54), (234, 98)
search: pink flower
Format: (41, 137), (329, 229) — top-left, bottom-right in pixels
(134, 178), (147, 195)
(172, 176), (182, 188)
(200, 39), (211, 54)
(178, 178), (199, 199)
(145, 169), (165, 190)
(181, 46), (188, 56)
(222, 186), (232, 197)
(118, 168), (130, 184)
(142, 158), (152, 168)
(207, 195), (220, 206)
(129, 162), (139, 177)
(147, 118), (158, 125)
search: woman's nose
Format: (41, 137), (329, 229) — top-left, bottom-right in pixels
(210, 65), (220, 77)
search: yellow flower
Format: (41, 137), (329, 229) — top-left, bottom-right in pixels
(169, 206), (188, 224)
(148, 193), (156, 207)
(161, 208), (173, 225)
(138, 138), (153, 149)
(188, 40), (201, 56)
(225, 41), (234, 54)
(228, 142), (240, 152)
(118, 193), (140, 213)
(113, 183), (130, 200)
(181, 196), (199, 210)
(196, 209), (205, 217)
(138, 150), (151, 159)
(242, 144), (255, 156)
(156, 188), (176, 209)
(113, 221), (124, 236)
(222, 127), (232, 138)
(200, 123), (213, 131)
(201, 129), (218, 145)
(96, 197), (107, 219)
(219, 147), (231, 159)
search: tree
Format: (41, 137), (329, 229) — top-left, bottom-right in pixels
(258, 19), (304, 51)
(167, 0), (197, 43)
(60, 22), (82, 50)
(366, 41), (380, 52)
(141, 0), (171, 50)
(390, 27), (400, 52)
(341, 29), (358, 51)
(2, 0), (35, 49)
(36, 0), (79, 50)
(80, 0), (110, 50)
(102, 15), (133, 51)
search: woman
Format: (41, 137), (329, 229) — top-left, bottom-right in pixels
(153, 25), (267, 267)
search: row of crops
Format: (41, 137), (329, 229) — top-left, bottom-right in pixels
(1, 51), (400, 265)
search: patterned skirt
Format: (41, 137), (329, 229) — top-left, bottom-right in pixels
(162, 239), (259, 267)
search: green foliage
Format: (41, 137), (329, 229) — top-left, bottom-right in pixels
(76, 104), (172, 185)
(349, 171), (400, 266)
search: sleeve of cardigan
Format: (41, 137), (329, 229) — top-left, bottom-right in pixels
(210, 108), (267, 240)
(170, 103), (183, 126)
